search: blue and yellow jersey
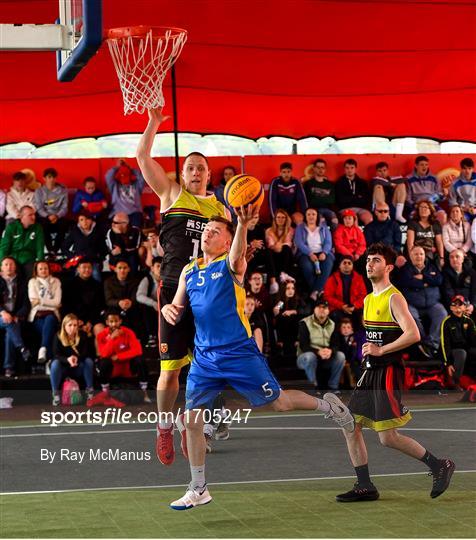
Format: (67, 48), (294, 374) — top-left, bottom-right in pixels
(185, 253), (252, 349)
(363, 284), (404, 365)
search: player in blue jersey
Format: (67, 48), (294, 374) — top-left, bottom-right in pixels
(162, 205), (355, 510)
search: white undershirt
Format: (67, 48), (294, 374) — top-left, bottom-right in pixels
(307, 226), (322, 253)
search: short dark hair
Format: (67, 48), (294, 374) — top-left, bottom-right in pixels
(208, 215), (235, 237)
(77, 209), (94, 220)
(376, 161), (389, 170)
(151, 256), (162, 266)
(0, 256), (17, 268)
(83, 176), (96, 185)
(339, 317), (353, 329)
(366, 242), (397, 266)
(223, 165), (236, 174)
(460, 157), (474, 168)
(114, 258), (130, 267)
(313, 158), (326, 166)
(415, 155), (429, 165)
(77, 257), (93, 266)
(104, 307), (122, 319)
(280, 162), (292, 170)
(184, 152), (209, 167)
(344, 158), (357, 167)
(12, 171), (26, 182)
(43, 167), (58, 178)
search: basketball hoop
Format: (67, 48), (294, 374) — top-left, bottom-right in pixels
(106, 26), (187, 115)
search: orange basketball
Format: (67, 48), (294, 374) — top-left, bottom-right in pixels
(224, 174), (264, 209)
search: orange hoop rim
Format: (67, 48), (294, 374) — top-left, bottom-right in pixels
(106, 26), (187, 41)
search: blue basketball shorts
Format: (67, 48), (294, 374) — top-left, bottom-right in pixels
(185, 339), (281, 410)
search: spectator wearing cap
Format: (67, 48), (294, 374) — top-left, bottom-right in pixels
(334, 159), (372, 225)
(294, 207), (335, 299)
(62, 210), (106, 281)
(34, 168), (69, 255)
(72, 177), (108, 222)
(333, 209), (367, 263)
(5, 172), (35, 225)
(448, 157), (476, 221)
(0, 206), (45, 278)
(106, 159), (145, 228)
(397, 245), (447, 356)
(323, 256), (367, 325)
(441, 249), (476, 315)
(440, 295), (476, 390)
(296, 298), (346, 393)
(105, 212), (143, 273)
(269, 162), (307, 224)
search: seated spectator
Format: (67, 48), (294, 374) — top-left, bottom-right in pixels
(28, 260), (61, 363)
(62, 210), (106, 280)
(335, 317), (365, 386)
(213, 165), (236, 207)
(34, 168), (69, 255)
(265, 209), (295, 281)
(244, 294), (266, 352)
(106, 159), (145, 228)
(334, 159), (372, 225)
(442, 249), (476, 315)
(441, 295), (476, 390)
(91, 308), (149, 405)
(269, 162), (307, 224)
(0, 256), (31, 377)
(136, 256), (161, 347)
(71, 176), (108, 221)
(5, 171), (35, 225)
(295, 207), (335, 299)
(142, 227), (163, 268)
(448, 157), (476, 221)
(406, 155), (447, 224)
(50, 313), (95, 406)
(397, 246), (447, 357)
(371, 161), (407, 223)
(296, 297), (345, 393)
(61, 258), (105, 337)
(246, 271), (272, 316)
(246, 212), (279, 294)
(406, 199), (444, 267)
(0, 206), (45, 278)
(442, 205), (472, 255)
(364, 203), (405, 266)
(104, 258), (139, 332)
(323, 256), (367, 324)
(333, 209), (366, 263)
(105, 212), (142, 273)
(272, 280), (307, 360)
(303, 158), (338, 230)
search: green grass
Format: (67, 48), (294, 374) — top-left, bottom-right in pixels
(1, 473), (475, 538)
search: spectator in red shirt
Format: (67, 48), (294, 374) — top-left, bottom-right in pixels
(89, 308), (149, 405)
(323, 255), (367, 325)
(333, 209), (367, 263)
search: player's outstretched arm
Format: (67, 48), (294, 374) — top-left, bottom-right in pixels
(229, 205), (259, 280)
(161, 267), (188, 325)
(136, 108), (178, 202)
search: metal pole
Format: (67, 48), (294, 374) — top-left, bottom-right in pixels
(171, 64), (180, 183)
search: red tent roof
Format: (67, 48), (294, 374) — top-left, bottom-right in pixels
(1, 0), (476, 145)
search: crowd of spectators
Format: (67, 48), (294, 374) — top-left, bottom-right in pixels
(1, 155), (476, 403)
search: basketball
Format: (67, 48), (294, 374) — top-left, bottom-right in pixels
(224, 174), (264, 209)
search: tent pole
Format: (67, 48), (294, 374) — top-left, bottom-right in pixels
(171, 64), (180, 184)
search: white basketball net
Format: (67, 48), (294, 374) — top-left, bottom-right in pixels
(107, 28), (187, 115)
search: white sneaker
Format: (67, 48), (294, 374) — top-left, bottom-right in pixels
(323, 393), (355, 432)
(38, 346), (47, 364)
(170, 485), (212, 510)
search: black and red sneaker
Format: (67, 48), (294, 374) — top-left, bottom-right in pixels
(430, 459), (455, 498)
(336, 483), (380, 502)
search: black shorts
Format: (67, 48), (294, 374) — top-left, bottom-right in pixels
(158, 282), (195, 369)
(349, 363), (411, 432)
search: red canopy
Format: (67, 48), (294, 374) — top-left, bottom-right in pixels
(1, 0), (475, 145)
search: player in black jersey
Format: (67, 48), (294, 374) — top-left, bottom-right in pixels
(137, 108), (229, 465)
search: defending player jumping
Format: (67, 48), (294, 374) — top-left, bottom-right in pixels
(162, 205), (355, 510)
(335, 242), (455, 502)
(136, 108), (230, 465)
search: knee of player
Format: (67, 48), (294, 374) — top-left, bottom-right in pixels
(378, 430), (398, 448)
(184, 409), (205, 431)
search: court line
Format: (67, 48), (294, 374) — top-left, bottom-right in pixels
(1, 426), (475, 438)
(1, 406), (474, 431)
(1, 469), (474, 497)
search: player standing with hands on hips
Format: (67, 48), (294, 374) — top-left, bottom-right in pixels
(162, 204), (354, 510)
(336, 242), (455, 502)
(136, 108), (230, 465)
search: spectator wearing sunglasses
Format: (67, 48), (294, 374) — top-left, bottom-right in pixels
(364, 203), (405, 266)
(105, 212), (142, 273)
